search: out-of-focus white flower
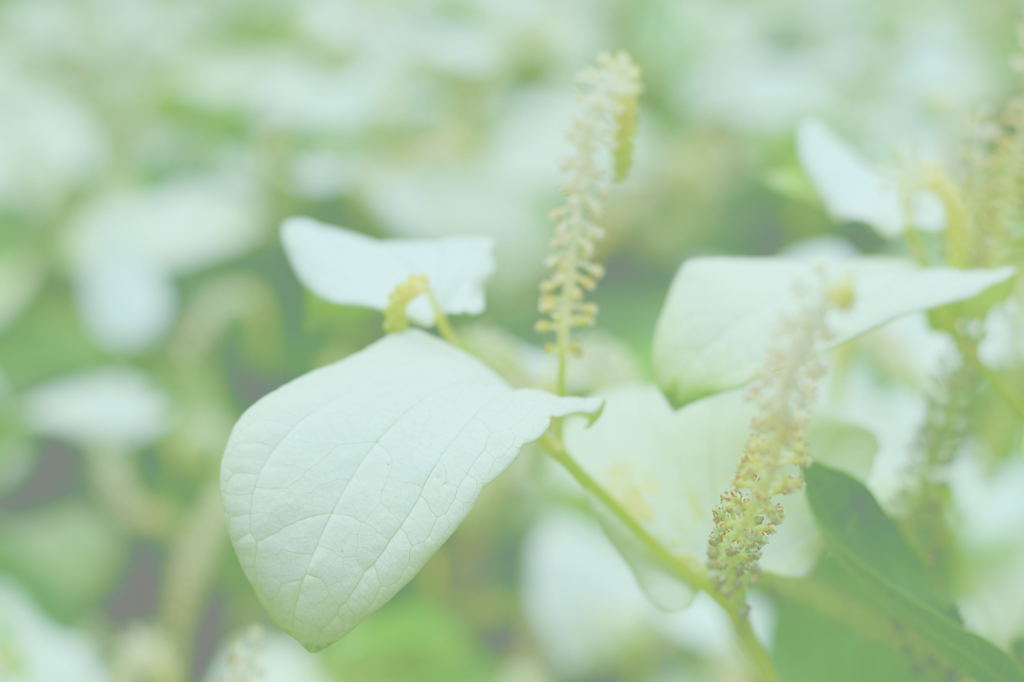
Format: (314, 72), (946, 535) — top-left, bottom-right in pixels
(64, 174), (262, 353)
(204, 626), (333, 682)
(111, 624), (183, 682)
(520, 510), (765, 680)
(0, 580), (109, 682)
(521, 511), (658, 678)
(949, 454), (1024, 650)
(361, 162), (546, 293)
(0, 69), (108, 208)
(980, 298), (1024, 369)
(797, 118), (944, 237)
(22, 367), (169, 447)
(679, 1), (990, 142)
(679, 1), (858, 133)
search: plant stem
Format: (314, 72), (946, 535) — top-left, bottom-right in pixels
(160, 482), (225, 667)
(556, 345), (569, 396)
(718, 597), (782, 682)
(541, 431), (780, 682)
(85, 446), (179, 538)
(424, 285), (461, 347)
(554, 285), (572, 396)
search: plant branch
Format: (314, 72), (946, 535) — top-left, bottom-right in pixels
(424, 285), (461, 347)
(540, 429), (780, 682)
(84, 446), (179, 538)
(159, 482), (225, 664)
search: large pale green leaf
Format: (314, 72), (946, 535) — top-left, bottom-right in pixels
(653, 257), (1014, 406)
(562, 384), (876, 610)
(281, 217), (495, 326)
(221, 330), (598, 651)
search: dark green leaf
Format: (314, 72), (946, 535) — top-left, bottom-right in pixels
(803, 463), (1024, 682)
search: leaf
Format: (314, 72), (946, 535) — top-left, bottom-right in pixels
(796, 117), (943, 237)
(652, 257), (1014, 406)
(771, 560), (947, 682)
(281, 217), (495, 326)
(220, 330), (598, 651)
(0, 502), (126, 623)
(320, 592), (495, 682)
(805, 463), (948, 609)
(804, 463), (1024, 682)
(562, 384), (877, 609)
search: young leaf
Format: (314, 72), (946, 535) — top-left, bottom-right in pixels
(220, 330), (599, 651)
(562, 384), (876, 609)
(281, 217), (495, 325)
(804, 463), (1024, 682)
(653, 257), (1014, 406)
(796, 117), (943, 237)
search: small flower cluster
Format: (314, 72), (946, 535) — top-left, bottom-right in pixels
(215, 624), (265, 682)
(901, 357), (978, 578)
(914, 95), (1024, 269)
(536, 51), (642, 357)
(963, 97), (1024, 266)
(707, 274), (853, 607)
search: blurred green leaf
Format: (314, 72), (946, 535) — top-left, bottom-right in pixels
(804, 463), (1024, 682)
(805, 463), (948, 609)
(0, 501), (125, 623)
(773, 560), (940, 682)
(318, 591), (494, 682)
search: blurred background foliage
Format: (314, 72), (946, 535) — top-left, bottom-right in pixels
(1, 0), (1022, 680)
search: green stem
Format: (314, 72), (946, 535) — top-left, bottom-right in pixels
(543, 433), (707, 589)
(973, 357), (1024, 419)
(556, 346), (569, 396)
(941, 316), (1024, 420)
(85, 446), (178, 538)
(424, 286), (461, 347)
(541, 431), (780, 682)
(553, 290), (572, 396)
(160, 483), (225, 667)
